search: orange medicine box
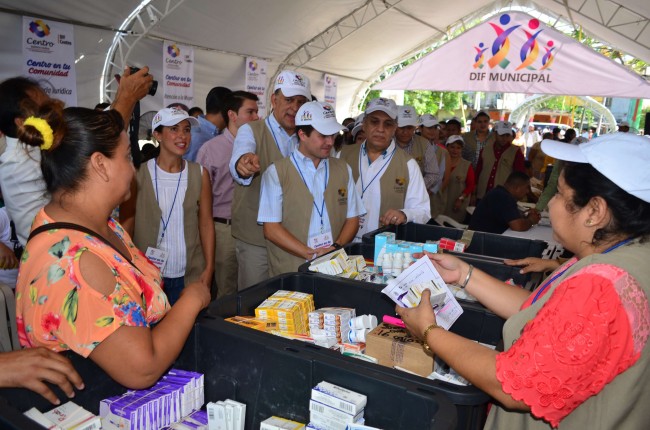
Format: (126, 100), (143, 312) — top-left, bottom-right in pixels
(365, 323), (434, 377)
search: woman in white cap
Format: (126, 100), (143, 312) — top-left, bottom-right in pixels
(397, 133), (650, 429)
(122, 107), (214, 305)
(441, 135), (475, 223)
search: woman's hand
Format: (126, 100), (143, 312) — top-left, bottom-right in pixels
(0, 348), (84, 404)
(396, 289), (437, 342)
(179, 280), (211, 310)
(414, 251), (467, 285)
(504, 257), (560, 274)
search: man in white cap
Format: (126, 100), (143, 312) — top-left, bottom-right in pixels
(618, 121), (630, 133)
(229, 70), (311, 288)
(420, 114), (451, 217)
(258, 101), (365, 276)
(340, 98), (430, 241)
(475, 120), (526, 201)
(395, 105), (429, 173)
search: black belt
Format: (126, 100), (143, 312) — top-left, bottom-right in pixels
(213, 217), (232, 225)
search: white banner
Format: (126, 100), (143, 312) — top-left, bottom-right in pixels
(162, 41), (194, 108)
(324, 74), (338, 108)
(376, 12), (650, 99)
(22, 16), (77, 106)
(245, 57), (268, 118)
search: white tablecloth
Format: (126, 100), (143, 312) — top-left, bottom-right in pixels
(503, 225), (565, 259)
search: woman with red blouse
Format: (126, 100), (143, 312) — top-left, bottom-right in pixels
(398, 133), (650, 429)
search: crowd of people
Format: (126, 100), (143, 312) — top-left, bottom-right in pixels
(0, 67), (649, 429)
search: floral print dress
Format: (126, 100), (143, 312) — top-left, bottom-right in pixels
(15, 208), (170, 357)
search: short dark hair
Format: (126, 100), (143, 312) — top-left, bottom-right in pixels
(205, 86), (232, 115)
(504, 171), (531, 187)
(224, 91), (259, 126)
(188, 107), (204, 117)
(446, 118), (462, 128)
(296, 124), (315, 138)
(563, 163), (650, 244)
(0, 76), (43, 137)
(19, 103), (124, 194)
(474, 111), (490, 120)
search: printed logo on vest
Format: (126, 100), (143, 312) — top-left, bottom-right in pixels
(337, 187), (347, 205)
(394, 177), (406, 193)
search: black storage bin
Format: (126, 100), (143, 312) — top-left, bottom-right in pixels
(207, 272), (505, 430)
(177, 316), (457, 430)
(299, 242), (542, 291)
(361, 223), (547, 260)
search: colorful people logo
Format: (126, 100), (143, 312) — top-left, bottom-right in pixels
(248, 60), (258, 72)
(167, 44), (180, 58)
(29, 19), (51, 38)
(474, 14), (556, 71)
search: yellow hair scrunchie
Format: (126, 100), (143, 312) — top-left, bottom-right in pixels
(23, 116), (54, 151)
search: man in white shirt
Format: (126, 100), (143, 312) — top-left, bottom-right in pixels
(258, 102), (364, 276)
(229, 70), (311, 288)
(340, 98), (430, 241)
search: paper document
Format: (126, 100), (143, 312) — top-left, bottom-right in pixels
(381, 256), (463, 329)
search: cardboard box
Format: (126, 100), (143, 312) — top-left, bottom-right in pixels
(365, 323), (434, 377)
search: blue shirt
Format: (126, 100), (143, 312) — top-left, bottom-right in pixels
(229, 115), (298, 186)
(185, 115), (218, 162)
(258, 150), (365, 242)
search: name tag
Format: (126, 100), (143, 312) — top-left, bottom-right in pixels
(308, 231), (333, 249)
(145, 247), (168, 271)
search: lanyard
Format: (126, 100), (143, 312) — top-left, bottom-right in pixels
(359, 144), (395, 199)
(292, 153), (328, 233)
(531, 237), (634, 304)
(154, 159), (183, 247)
(266, 116), (294, 156)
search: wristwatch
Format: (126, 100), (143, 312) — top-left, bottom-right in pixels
(332, 242), (343, 249)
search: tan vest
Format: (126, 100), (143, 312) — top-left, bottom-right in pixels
(231, 119), (285, 246)
(442, 158), (471, 223)
(396, 135), (428, 173)
(133, 161), (205, 284)
(461, 130), (495, 167)
(476, 142), (519, 199)
(341, 142), (410, 224)
(267, 157), (350, 276)
(485, 239), (650, 430)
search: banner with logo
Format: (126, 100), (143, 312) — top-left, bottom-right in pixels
(324, 74), (338, 108)
(376, 12), (650, 98)
(245, 57), (268, 118)
(162, 41), (194, 107)
(22, 16), (77, 106)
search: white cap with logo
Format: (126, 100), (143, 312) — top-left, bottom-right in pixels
(364, 97), (398, 120)
(493, 121), (515, 135)
(274, 70), (311, 99)
(397, 105), (418, 127)
(152, 107), (199, 130)
(542, 133), (650, 203)
(419, 114), (439, 128)
(296, 101), (345, 135)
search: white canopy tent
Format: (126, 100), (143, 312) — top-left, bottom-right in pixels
(1, 0), (649, 118)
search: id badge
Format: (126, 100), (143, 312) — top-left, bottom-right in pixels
(308, 231), (334, 249)
(145, 246), (169, 271)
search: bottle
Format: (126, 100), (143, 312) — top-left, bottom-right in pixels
(375, 253), (383, 274)
(393, 253), (403, 276)
(403, 252), (412, 270)
(383, 253), (393, 276)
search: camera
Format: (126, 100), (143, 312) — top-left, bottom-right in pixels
(130, 66), (158, 96)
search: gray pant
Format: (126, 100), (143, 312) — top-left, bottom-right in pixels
(235, 239), (269, 290)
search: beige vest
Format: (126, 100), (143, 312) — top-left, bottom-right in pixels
(485, 239), (650, 430)
(396, 135), (428, 173)
(442, 158), (471, 223)
(476, 142), (519, 199)
(133, 161), (205, 284)
(231, 119), (285, 246)
(267, 157), (350, 276)
(341, 142), (410, 224)
(461, 130), (495, 166)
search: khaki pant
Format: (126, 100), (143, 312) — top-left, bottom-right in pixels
(235, 239), (269, 290)
(214, 221), (238, 299)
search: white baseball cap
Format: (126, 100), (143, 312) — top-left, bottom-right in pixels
(494, 121), (515, 135)
(274, 70), (311, 99)
(446, 135), (465, 146)
(296, 101), (345, 136)
(351, 114), (365, 138)
(397, 105), (418, 127)
(364, 97), (398, 120)
(152, 107), (199, 130)
(542, 133), (650, 202)
(419, 114), (439, 127)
